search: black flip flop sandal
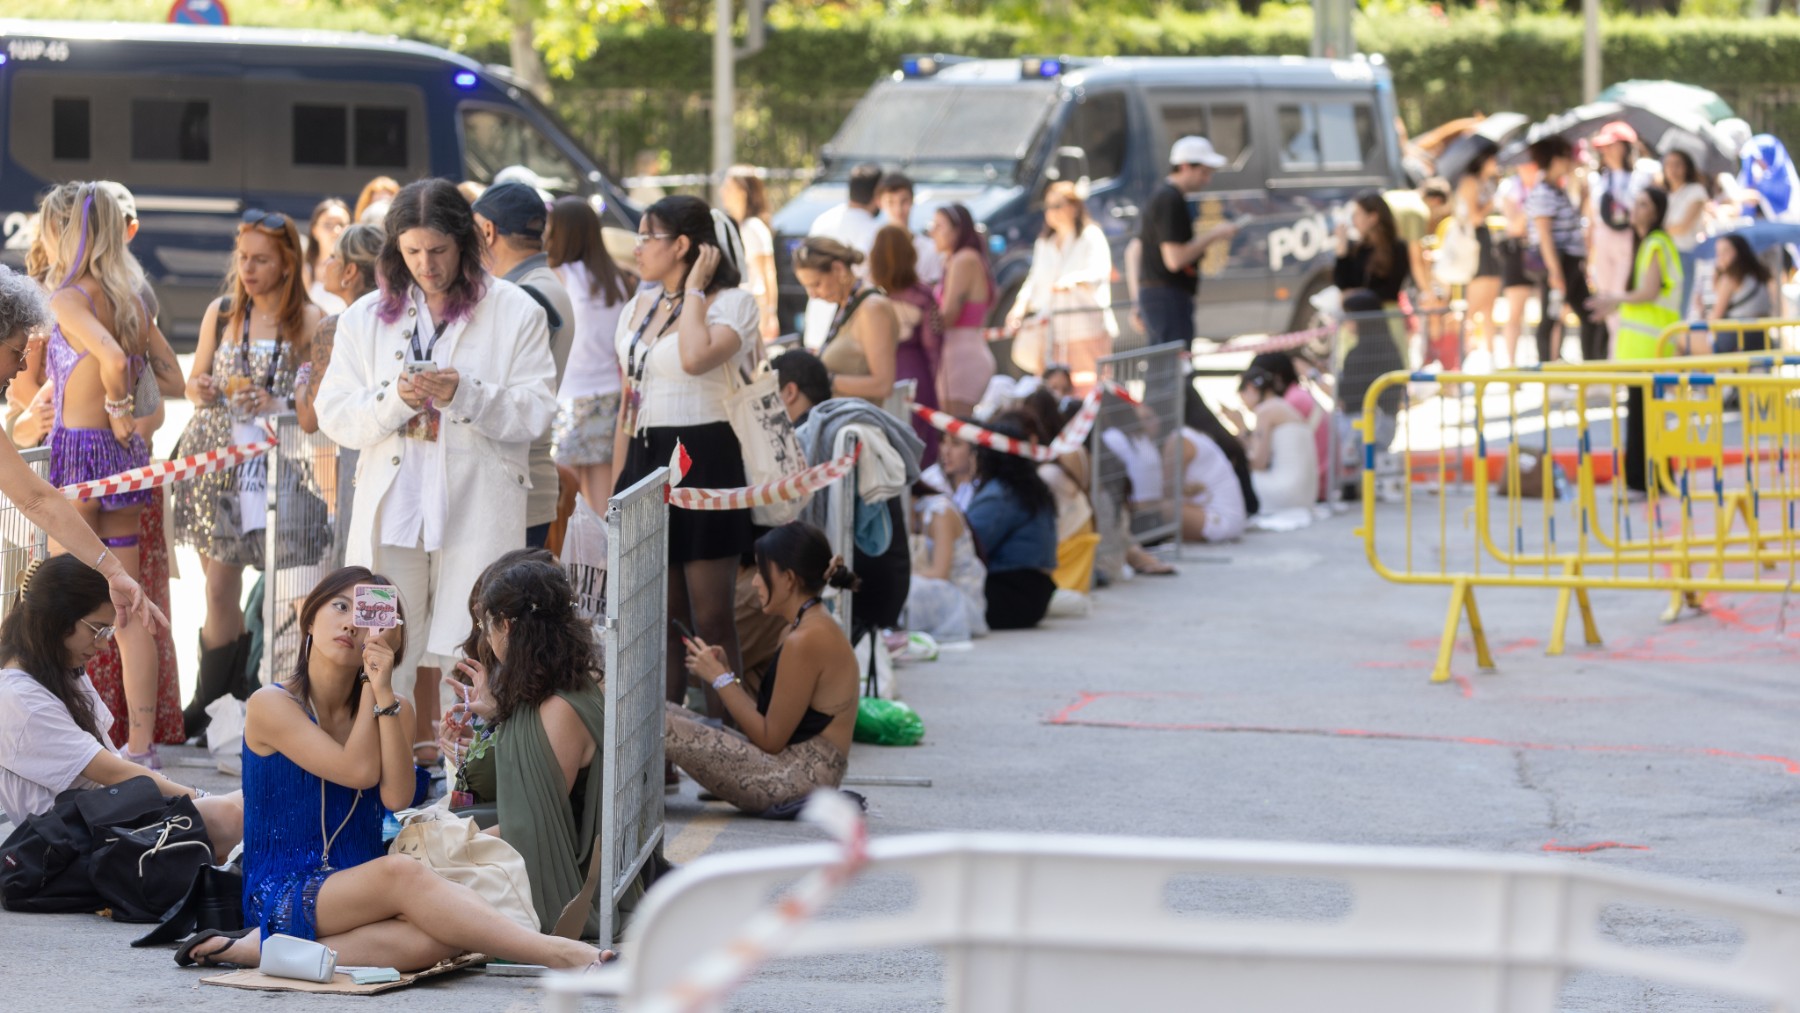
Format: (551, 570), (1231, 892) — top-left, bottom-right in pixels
(174, 926), (255, 969)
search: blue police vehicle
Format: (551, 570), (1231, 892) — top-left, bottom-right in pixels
(0, 19), (635, 345)
(772, 54), (1409, 344)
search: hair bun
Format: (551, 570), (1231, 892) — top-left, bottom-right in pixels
(823, 555), (862, 593)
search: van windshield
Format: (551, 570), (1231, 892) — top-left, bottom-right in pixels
(824, 81), (1057, 181)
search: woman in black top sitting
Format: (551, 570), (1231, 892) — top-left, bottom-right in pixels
(671, 521), (859, 815)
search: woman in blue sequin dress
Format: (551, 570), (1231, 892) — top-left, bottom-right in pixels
(174, 566), (607, 972)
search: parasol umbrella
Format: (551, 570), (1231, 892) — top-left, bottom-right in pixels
(1435, 133), (1499, 185)
(1597, 80), (1735, 125)
(1690, 222), (1800, 260)
(1474, 111), (1531, 145)
(1500, 101), (1735, 170)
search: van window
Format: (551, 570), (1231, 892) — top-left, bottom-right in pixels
(1152, 99), (1251, 172)
(355, 108), (409, 169)
(1278, 100), (1378, 173)
(1064, 92), (1129, 184)
(53, 98), (91, 162)
(461, 107), (579, 192)
(132, 99), (211, 162)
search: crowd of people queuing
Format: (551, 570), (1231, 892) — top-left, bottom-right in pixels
(1, 110), (1791, 974)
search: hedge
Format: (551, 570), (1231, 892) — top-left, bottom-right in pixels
(547, 12), (1800, 176)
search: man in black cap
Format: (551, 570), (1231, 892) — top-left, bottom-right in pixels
(472, 179), (576, 548)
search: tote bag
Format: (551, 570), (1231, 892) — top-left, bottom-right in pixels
(389, 810), (540, 933)
(722, 344), (809, 526)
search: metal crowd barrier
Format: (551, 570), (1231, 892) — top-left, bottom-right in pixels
(1657, 318), (1800, 358)
(0, 447), (51, 627)
(1092, 342), (1191, 559)
(1358, 368), (1800, 683)
(258, 414), (341, 686)
(822, 432), (860, 639)
(599, 466), (670, 947)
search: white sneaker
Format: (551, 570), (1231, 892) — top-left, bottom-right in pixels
(1047, 589), (1091, 618)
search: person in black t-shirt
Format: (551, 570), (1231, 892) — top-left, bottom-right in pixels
(1134, 136), (1238, 348)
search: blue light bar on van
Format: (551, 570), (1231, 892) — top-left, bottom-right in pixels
(901, 55), (939, 79)
(1021, 57), (1063, 79)
(453, 71), (478, 89)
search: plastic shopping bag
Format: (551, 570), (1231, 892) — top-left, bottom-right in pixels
(561, 494), (609, 624)
(853, 697), (925, 746)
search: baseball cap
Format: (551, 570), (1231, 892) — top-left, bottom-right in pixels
(1170, 135), (1228, 169)
(471, 181), (547, 240)
(1591, 121), (1639, 149)
(96, 180), (137, 223)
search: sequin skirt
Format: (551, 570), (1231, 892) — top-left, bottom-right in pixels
(552, 392), (621, 467)
(169, 406), (264, 569)
(48, 425), (151, 511)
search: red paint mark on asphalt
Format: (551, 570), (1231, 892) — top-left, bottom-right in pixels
(1542, 840), (1650, 854)
(1452, 674), (1476, 699)
(1045, 692), (1800, 776)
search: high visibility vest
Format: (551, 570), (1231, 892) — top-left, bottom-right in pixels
(1616, 230), (1683, 360)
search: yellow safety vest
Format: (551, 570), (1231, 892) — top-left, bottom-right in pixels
(1616, 230), (1683, 360)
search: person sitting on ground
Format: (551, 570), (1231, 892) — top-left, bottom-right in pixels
(966, 412), (1061, 629)
(175, 566), (608, 972)
(1228, 364), (1317, 516)
(443, 557), (619, 937)
(671, 522), (859, 816)
(0, 554), (243, 857)
(907, 481), (988, 643)
(1175, 407), (1249, 544)
(773, 349), (922, 641)
(1041, 363), (1075, 401)
(1021, 386), (1101, 598)
(1238, 351), (1328, 502)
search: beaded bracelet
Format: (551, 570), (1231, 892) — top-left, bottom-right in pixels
(103, 395), (134, 419)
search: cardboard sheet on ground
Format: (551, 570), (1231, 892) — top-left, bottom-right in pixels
(202, 953), (485, 994)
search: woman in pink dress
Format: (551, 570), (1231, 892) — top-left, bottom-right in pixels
(929, 204), (996, 418)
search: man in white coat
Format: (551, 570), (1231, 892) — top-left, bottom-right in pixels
(316, 178), (557, 761)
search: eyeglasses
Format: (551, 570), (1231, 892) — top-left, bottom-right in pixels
(79, 618), (115, 643)
(635, 232), (674, 247)
(1, 340), (26, 368)
(241, 209), (290, 231)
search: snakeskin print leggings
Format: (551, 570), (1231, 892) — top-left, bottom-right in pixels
(664, 702), (847, 814)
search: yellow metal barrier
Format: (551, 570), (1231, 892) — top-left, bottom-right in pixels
(1358, 369), (1800, 684)
(1655, 318), (1800, 358)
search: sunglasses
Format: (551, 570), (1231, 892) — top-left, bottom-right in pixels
(1046, 201), (1072, 210)
(241, 209), (290, 231)
(80, 618), (115, 643)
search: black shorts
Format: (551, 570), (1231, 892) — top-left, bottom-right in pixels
(1475, 226), (1502, 280)
(1498, 236), (1538, 290)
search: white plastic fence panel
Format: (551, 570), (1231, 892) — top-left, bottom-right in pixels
(547, 834), (1800, 1013)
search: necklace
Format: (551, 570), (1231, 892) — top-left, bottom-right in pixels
(302, 689), (363, 872)
(791, 596), (823, 631)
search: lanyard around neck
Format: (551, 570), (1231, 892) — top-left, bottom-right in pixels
(626, 290), (684, 387)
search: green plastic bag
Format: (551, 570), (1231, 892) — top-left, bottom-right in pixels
(854, 697), (924, 746)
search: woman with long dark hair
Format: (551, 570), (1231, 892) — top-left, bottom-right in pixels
(316, 178), (558, 768)
(1706, 233), (1773, 353)
(674, 521), (859, 814)
(546, 196), (633, 507)
(930, 204), (998, 417)
(965, 412), (1060, 629)
(721, 165), (780, 340)
(1661, 148), (1713, 315)
(1007, 181), (1115, 389)
(170, 207), (323, 738)
(608, 194), (760, 727)
(870, 224), (944, 462)
(0, 554), (237, 854)
(1589, 187), (1681, 493)
(174, 566), (608, 971)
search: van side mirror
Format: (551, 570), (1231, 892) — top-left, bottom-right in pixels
(1046, 145), (1091, 195)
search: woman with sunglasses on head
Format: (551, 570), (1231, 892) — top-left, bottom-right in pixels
(174, 566), (608, 973)
(608, 195), (759, 731)
(38, 182), (184, 767)
(170, 208), (323, 738)
(0, 554), (237, 854)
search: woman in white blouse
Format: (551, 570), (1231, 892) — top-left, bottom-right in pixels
(1006, 182), (1116, 391)
(609, 195), (761, 721)
(316, 179), (558, 757)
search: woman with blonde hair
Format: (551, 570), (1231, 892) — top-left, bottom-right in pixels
(171, 209), (323, 737)
(39, 182), (179, 765)
(794, 236), (898, 404)
(721, 165), (780, 340)
(353, 176), (401, 224)
(1006, 182), (1115, 390)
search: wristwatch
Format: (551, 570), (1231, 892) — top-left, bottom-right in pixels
(373, 699), (403, 718)
(712, 672), (738, 691)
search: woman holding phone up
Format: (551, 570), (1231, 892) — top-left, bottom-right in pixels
(608, 195), (759, 727)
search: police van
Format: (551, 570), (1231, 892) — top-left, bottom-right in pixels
(0, 19), (635, 344)
(771, 54), (1408, 344)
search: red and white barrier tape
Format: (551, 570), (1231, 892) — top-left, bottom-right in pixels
(914, 379), (1123, 462)
(1197, 325), (1332, 359)
(640, 791), (868, 1013)
(667, 444), (861, 511)
(60, 431), (275, 502)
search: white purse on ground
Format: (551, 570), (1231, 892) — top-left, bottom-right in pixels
(260, 933), (337, 983)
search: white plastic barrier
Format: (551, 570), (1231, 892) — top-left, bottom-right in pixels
(546, 833), (1800, 1012)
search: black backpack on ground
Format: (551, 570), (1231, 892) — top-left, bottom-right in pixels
(0, 776), (211, 921)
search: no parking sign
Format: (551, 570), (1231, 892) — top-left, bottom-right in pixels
(167, 0), (230, 26)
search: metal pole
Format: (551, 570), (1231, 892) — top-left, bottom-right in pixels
(1582, 0), (1601, 103)
(712, 0), (735, 199)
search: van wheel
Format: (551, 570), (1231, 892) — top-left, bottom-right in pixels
(1288, 276), (1335, 361)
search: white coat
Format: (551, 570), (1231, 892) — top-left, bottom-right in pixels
(315, 279), (557, 656)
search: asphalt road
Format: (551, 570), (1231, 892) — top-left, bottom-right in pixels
(7, 492), (1800, 1010)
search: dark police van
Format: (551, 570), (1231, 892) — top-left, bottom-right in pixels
(772, 55), (1408, 344)
(0, 19), (635, 344)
